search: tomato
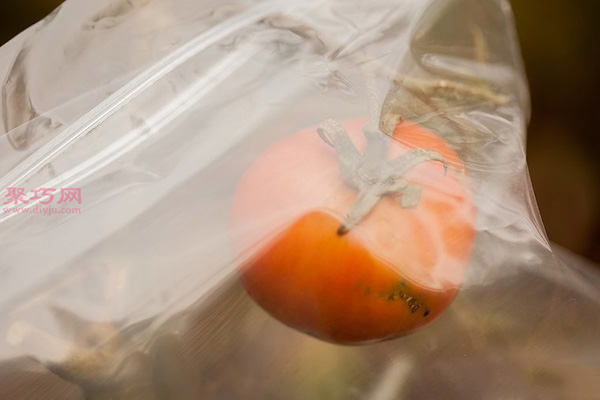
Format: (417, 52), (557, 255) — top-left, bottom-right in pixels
(230, 118), (475, 344)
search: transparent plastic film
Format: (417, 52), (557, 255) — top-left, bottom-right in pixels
(0, 0), (598, 399)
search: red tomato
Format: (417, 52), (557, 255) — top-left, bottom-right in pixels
(230, 118), (475, 344)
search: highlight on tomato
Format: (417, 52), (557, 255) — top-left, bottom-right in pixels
(229, 117), (475, 345)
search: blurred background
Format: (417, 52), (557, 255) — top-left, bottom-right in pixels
(0, 0), (598, 264)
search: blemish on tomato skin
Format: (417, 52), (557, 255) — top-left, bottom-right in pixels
(386, 290), (405, 302)
(407, 298), (421, 314)
(384, 282), (429, 315)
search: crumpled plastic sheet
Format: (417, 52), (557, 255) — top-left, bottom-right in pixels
(0, 0), (598, 398)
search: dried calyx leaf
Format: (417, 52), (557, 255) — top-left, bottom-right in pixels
(317, 119), (447, 235)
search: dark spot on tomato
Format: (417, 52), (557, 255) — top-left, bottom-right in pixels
(384, 283), (430, 315)
(387, 290), (405, 301)
(407, 298), (420, 314)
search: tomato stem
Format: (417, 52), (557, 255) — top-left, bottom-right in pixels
(317, 119), (447, 235)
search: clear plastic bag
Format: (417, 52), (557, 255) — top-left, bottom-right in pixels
(0, 0), (598, 398)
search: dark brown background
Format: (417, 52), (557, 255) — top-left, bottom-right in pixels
(1, 0), (599, 264)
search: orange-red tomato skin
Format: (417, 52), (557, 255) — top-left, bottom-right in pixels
(231, 118), (475, 344)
